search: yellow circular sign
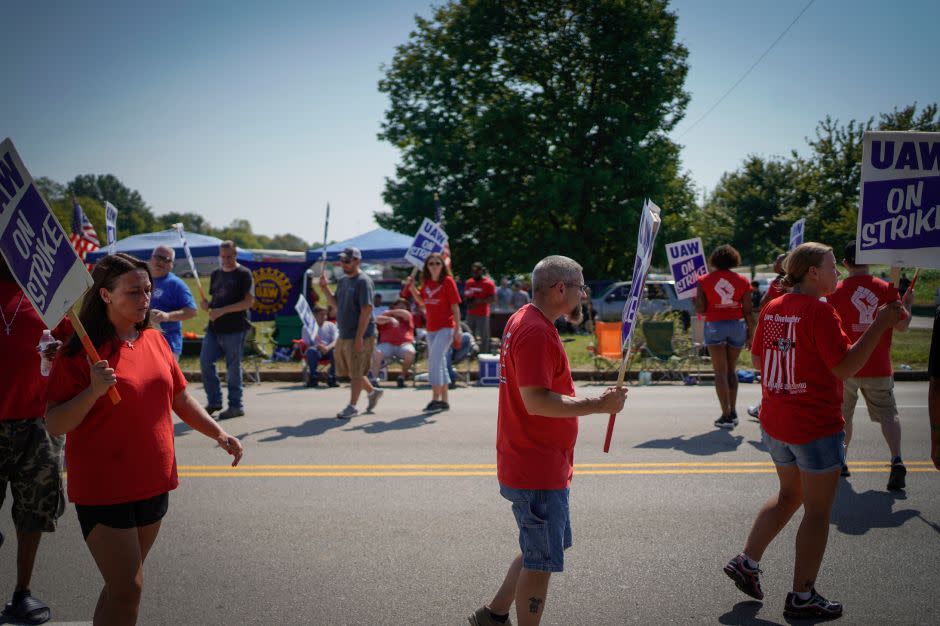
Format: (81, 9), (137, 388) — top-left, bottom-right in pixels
(251, 267), (292, 315)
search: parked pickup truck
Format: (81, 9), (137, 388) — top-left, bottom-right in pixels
(590, 279), (694, 322)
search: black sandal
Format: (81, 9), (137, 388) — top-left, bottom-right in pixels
(3, 590), (51, 625)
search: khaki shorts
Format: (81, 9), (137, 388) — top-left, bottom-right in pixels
(335, 337), (376, 378)
(842, 377), (898, 424)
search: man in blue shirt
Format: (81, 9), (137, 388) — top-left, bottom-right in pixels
(148, 245), (197, 359)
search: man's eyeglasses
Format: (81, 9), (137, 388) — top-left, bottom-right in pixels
(152, 254), (173, 264)
(562, 282), (587, 294)
(340, 258), (354, 264)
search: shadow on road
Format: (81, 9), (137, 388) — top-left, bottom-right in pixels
(634, 429), (744, 455)
(344, 413), (438, 434)
(718, 600), (783, 625)
(257, 383), (310, 395)
(830, 479), (922, 536)
(174, 421), (193, 437)
(241, 417), (348, 442)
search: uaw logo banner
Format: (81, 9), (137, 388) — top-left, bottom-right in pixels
(857, 130), (940, 268)
(0, 138), (92, 328)
(245, 261), (306, 321)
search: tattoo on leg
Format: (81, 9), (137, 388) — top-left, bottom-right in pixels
(528, 596), (543, 614)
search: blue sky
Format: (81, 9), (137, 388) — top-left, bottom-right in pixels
(2, 0), (937, 244)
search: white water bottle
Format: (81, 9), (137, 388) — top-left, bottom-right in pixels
(38, 329), (55, 377)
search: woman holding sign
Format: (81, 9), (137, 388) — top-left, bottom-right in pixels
(413, 252), (461, 412)
(45, 254), (243, 625)
(694, 245), (754, 429)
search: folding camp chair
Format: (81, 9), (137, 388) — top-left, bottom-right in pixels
(587, 321), (624, 381)
(241, 324), (265, 384)
(637, 320), (696, 383)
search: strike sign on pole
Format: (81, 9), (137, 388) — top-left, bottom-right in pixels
(105, 201), (118, 256)
(604, 199), (662, 453)
(856, 130), (940, 269)
(404, 217), (448, 269)
(295, 294), (319, 342)
(0, 137), (119, 404)
(788, 218), (805, 250)
(666, 237), (707, 300)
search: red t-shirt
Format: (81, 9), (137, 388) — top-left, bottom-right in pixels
(698, 270), (752, 321)
(47, 328), (187, 505)
(377, 310), (414, 345)
(0, 281), (71, 421)
(421, 276), (461, 332)
(763, 278), (787, 306)
(464, 276), (496, 317)
(497, 304), (577, 490)
(752, 294), (851, 445)
(827, 274), (898, 378)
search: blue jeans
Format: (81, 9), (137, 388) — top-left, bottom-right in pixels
(500, 485), (572, 572)
(762, 430), (845, 473)
(446, 332), (474, 382)
(306, 348), (336, 384)
(200, 329), (247, 409)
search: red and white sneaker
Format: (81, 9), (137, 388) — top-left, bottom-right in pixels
(723, 553), (764, 600)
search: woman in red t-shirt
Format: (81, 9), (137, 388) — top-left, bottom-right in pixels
(722, 243), (904, 618)
(694, 245), (754, 429)
(45, 254), (243, 625)
(412, 252), (461, 412)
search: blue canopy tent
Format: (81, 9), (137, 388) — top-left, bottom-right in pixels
(86, 229), (252, 264)
(305, 227), (413, 264)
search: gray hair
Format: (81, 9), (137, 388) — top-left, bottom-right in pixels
(153, 245), (175, 261)
(532, 255), (582, 293)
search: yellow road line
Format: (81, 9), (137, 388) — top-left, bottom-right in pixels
(176, 460), (934, 471)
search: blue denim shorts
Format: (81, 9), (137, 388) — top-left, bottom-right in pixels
(704, 319), (747, 348)
(762, 430), (845, 473)
(500, 485), (572, 573)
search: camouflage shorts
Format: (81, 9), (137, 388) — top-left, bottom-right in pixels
(0, 418), (65, 533)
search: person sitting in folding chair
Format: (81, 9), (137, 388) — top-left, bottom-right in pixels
(303, 305), (338, 388)
(371, 298), (416, 388)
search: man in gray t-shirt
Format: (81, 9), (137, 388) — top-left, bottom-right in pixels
(320, 247), (383, 419)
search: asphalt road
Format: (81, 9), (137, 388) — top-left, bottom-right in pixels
(1, 381), (936, 625)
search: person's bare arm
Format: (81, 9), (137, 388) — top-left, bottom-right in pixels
(172, 390), (243, 466)
(319, 272), (338, 309)
(693, 284), (706, 315)
(520, 386), (627, 418)
(894, 289), (914, 332)
(46, 360), (116, 437)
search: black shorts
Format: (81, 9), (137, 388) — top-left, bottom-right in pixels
(74, 492), (169, 540)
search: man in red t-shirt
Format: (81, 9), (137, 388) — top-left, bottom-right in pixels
(464, 262), (497, 353)
(469, 255), (627, 626)
(828, 242), (913, 488)
(0, 257), (67, 624)
(371, 298), (416, 387)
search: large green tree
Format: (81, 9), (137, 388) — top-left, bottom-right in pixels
(698, 155), (799, 268)
(377, 0), (693, 278)
(67, 173), (159, 235)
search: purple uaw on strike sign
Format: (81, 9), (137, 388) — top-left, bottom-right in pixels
(857, 130), (940, 269)
(0, 138), (93, 328)
(666, 236), (707, 300)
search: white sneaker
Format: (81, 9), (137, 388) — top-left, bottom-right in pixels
(747, 404), (760, 418)
(336, 405), (359, 420)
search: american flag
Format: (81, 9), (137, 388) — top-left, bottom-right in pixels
(69, 196), (100, 261)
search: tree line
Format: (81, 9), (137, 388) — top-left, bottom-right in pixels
(36, 174), (310, 251)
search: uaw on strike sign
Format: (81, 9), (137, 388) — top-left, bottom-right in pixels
(857, 131), (940, 269)
(0, 138), (92, 328)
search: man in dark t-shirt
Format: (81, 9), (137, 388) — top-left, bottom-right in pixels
(199, 241), (254, 420)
